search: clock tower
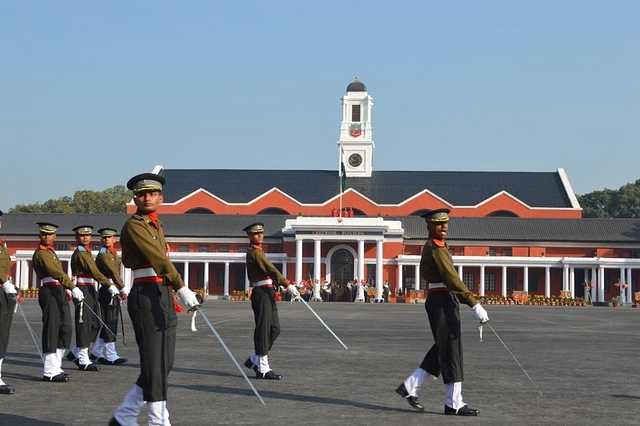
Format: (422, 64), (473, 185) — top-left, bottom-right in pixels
(338, 76), (374, 178)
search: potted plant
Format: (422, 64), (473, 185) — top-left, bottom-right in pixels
(611, 296), (621, 307)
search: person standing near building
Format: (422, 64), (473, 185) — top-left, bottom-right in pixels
(242, 222), (299, 380)
(0, 211), (17, 393)
(32, 222), (85, 382)
(66, 225), (111, 372)
(396, 208), (489, 416)
(110, 173), (199, 426)
(92, 227), (129, 365)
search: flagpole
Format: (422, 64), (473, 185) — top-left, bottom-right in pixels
(339, 143), (344, 218)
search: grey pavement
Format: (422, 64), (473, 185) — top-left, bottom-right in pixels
(1, 299), (638, 425)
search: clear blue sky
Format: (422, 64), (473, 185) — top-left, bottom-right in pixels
(1, 1), (638, 212)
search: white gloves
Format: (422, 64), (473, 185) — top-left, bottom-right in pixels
(71, 287), (85, 301)
(471, 303), (489, 323)
(287, 285), (300, 297)
(178, 287), (200, 310)
(120, 286), (130, 297)
(108, 285), (120, 296)
(2, 282), (17, 294)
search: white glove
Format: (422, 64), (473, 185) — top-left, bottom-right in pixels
(71, 287), (85, 301)
(2, 282), (17, 294)
(120, 286), (130, 297)
(108, 285), (120, 296)
(471, 303), (489, 323)
(287, 285), (300, 297)
(178, 287), (199, 309)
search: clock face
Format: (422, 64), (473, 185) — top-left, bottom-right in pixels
(348, 153), (362, 168)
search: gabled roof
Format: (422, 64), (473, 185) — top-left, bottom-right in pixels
(158, 169), (575, 208)
(3, 213), (640, 245)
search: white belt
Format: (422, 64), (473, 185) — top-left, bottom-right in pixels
(253, 279), (273, 287)
(428, 282), (446, 289)
(76, 277), (95, 285)
(133, 268), (158, 279)
(42, 277), (60, 285)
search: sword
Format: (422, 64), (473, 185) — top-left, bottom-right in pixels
(16, 300), (44, 361)
(298, 297), (348, 350)
(197, 310), (265, 405)
(83, 302), (119, 342)
(484, 321), (548, 402)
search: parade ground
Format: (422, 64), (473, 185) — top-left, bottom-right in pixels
(1, 299), (638, 426)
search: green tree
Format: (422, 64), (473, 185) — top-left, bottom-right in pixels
(578, 179), (640, 218)
(10, 185), (132, 214)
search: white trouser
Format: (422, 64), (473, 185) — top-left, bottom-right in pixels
(113, 385), (145, 426)
(445, 382), (465, 409)
(105, 342), (120, 361)
(56, 348), (66, 371)
(148, 401), (171, 426)
(0, 358), (5, 385)
(92, 338), (106, 358)
(257, 355), (271, 374)
(77, 347), (91, 365)
(43, 352), (63, 377)
(403, 367), (429, 397)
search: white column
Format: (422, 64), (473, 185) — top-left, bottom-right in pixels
(523, 266), (529, 292)
(591, 267), (597, 302)
(32, 269), (37, 289)
(457, 265), (463, 280)
(224, 262), (230, 297)
(295, 238), (303, 285)
(357, 240), (365, 284)
(598, 267), (605, 302)
(314, 240), (321, 283)
(619, 267), (626, 304)
(414, 264), (420, 291)
(545, 267), (551, 298)
(501, 266), (507, 298)
(183, 261), (190, 288)
(626, 268), (633, 304)
(203, 262), (210, 294)
(375, 240), (383, 301)
(479, 265), (485, 296)
(245, 269), (250, 293)
(15, 260), (22, 290)
(397, 264), (403, 294)
(561, 265), (568, 293)
(569, 267), (575, 298)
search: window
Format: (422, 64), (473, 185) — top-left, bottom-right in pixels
(55, 243), (70, 251)
(351, 105), (361, 122)
(529, 273), (538, 293)
(463, 273), (475, 291)
(504, 248), (513, 257)
(218, 245), (229, 253)
(488, 248), (497, 256)
(216, 269), (224, 287)
(507, 273), (517, 292)
(238, 246), (248, 254)
(178, 245), (189, 253)
(198, 245), (209, 253)
(485, 273), (496, 291)
(366, 264), (376, 285)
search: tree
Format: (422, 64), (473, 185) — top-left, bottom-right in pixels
(578, 179), (640, 218)
(10, 185), (132, 214)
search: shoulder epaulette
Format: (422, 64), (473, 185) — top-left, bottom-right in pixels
(77, 245), (87, 252)
(132, 214), (144, 221)
(432, 239), (446, 248)
(99, 247), (107, 254)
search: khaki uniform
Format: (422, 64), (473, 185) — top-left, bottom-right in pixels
(246, 245), (288, 356)
(71, 246), (110, 349)
(418, 239), (477, 383)
(120, 213), (182, 402)
(96, 247), (125, 345)
(32, 244), (74, 354)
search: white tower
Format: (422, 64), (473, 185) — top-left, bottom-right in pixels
(338, 77), (374, 177)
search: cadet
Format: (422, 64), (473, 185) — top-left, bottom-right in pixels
(396, 208), (489, 416)
(0, 211), (17, 394)
(92, 227), (129, 365)
(66, 225), (111, 372)
(242, 222), (299, 380)
(110, 173), (199, 426)
(32, 222), (84, 382)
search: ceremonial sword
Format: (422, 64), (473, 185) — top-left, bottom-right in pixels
(297, 296), (348, 350)
(16, 300), (44, 361)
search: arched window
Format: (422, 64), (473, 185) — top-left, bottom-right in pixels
(185, 207), (215, 214)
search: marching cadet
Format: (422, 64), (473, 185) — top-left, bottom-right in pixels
(66, 225), (111, 372)
(0, 211), (17, 394)
(110, 173), (199, 426)
(32, 222), (85, 382)
(92, 227), (129, 365)
(242, 222), (299, 380)
(396, 208), (489, 416)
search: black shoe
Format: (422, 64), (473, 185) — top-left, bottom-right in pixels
(0, 384), (15, 394)
(108, 417), (122, 426)
(256, 370), (282, 380)
(42, 374), (69, 382)
(89, 353), (98, 361)
(244, 357), (258, 373)
(112, 357), (127, 365)
(396, 383), (424, 411)
(65, 352), (77, 363)
(444, 404), (479, 416)
(78, 363), (100, 371)
(98, 357), (128, 365)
